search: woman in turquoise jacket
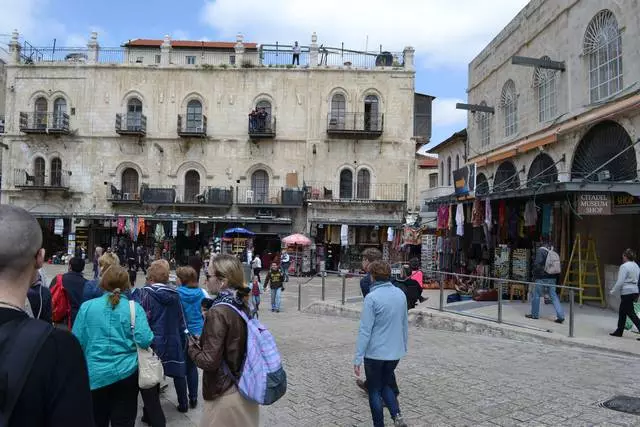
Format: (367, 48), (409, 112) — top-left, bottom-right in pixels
(73, 265), (154, 427)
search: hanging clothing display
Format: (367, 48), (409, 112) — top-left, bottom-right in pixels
(195, 222), (200, 236)
(541, 204), (552, 236)
(154, 223), (165, 241)
(447, 205), (454, 229)
(524, 200), (537, 227)
(498, 201), (506, 228)
(172, 220), (178, 237)
(133, 218), (139, 242)
(484, 199), (492, 230)
(54, 219), (64, 236)
(471, 199), (484, 228)
(117, 217), (125, 234)
(437, 205), (449, 230)
(387, 227), (395, 242)
(455, 204), (464, 236)
(340, 224), (348, 247)
(137, 218), (146, 236)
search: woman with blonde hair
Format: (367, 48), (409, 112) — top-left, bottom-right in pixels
(188, 254), (259, 426)
(72, 265), (154, 427)
(83, 252), (121, 302)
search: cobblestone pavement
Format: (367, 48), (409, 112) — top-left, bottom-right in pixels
(42, 265), (640, 426)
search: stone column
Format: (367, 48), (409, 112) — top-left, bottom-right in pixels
(235, 33), (245, 66)
(161, 35), (171, 66)
(403, 46), (415, 70)
(87, 31), (99, 64)
(8, 30), (21, 64)
(309, 32), (319, 68)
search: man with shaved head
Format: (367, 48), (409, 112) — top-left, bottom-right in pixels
(0, 205), (93, 426)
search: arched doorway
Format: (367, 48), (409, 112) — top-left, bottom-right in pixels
(251, 170), (269, 203)
(476, 173), (490, 196)
(493, 161), (520, 193)
(121, 168), (139, 196)
(339, 169), (353, 199)
(571, 121), (636, 181)
(527, 153), (558, 187)
(184, 170), (200, 202)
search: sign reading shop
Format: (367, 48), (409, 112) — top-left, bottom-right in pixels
(576, 193), (611, 215)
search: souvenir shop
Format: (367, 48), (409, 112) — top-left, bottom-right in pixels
(37, 217), (71, 262)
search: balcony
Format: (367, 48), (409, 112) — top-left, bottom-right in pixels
(173, 186), (233, 207)
(106, 184), (142, 204)
(0, 115), (5, 133)
(19, 112), (70, 134)
(326, 113), (383, 139)
(177, 115), (207, 138)
(248, 115), (276, 139)
(115, 113), (147, 136)
(236, 187), (304, 207)
(14, 168), (70, 190)
(141, 187), (177, 204)
(304, 182), (406, 203)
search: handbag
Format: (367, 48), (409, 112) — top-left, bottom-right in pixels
(129, 300), (164, 389)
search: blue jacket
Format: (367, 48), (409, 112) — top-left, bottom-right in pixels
(132, 283), (187, 377)
(353, 281), (408, 366)
(73, 294), (153, 390)
(177, 286), (206, 336)
(83, 279), (105, 302)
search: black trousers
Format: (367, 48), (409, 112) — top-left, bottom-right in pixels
(617, 293), (640, 333)
(292, 53), (300, 65)
(140, 384), (166, 427)
(92, 372), (139, 427)
(253, 268), (261, 281)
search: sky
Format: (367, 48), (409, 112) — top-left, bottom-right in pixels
(0, 0), (529, 148)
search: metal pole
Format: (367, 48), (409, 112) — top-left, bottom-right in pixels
(297, 281), (301, 312)
(569, 289), (575, 338)
(321, 268), (326, 301)
(497, 281), (503, 323)
(438, 272), (444, 311)
(341, 274), (346, 305)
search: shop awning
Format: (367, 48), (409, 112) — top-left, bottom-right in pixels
(312, 219), (404, 226)
(26, 212), (292, 224)
(426, 181), (640, 207)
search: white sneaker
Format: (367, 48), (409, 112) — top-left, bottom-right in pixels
(394, 415), (407, 427)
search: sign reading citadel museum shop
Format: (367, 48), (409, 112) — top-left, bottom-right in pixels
(576, 193), (611, 215)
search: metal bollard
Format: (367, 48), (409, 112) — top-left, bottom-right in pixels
(569, 289), (575, 338)
(497, 281), (503, 323)
(341, 274), (346, 305)
(321, 269), (326, 301)
(439, 273), (444, 311)
(297, 282), (302, 311)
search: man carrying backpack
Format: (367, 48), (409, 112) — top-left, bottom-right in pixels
(0, 205), (94, 426)
(50, 257), (87, 329)
(526, 241), (565, 324)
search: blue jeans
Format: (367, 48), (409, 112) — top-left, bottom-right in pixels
(185, 350), (198, 402)
(364, 358), (401, 427)
(531, 278), (564, 320)
(271, 288), (282, 311)
(281, 263), (290, 281)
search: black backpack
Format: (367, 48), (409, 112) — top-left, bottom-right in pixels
(0, 318), (52, 426)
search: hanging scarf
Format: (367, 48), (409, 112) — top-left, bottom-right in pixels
(211, 289), (246, 311)
(133, 217), (139, 242)
(484, 199), (492, 230)
(455, 204), (464, 236)
(471, 199), (484, 228)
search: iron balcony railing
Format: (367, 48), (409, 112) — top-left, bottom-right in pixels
(235, 186), (303, 206)
(106, 183), (142, 202)
(304, 182), (406, 202)
(0, 115), (5, 133)
(19, 112), (70, 134)
(14, 168), (71, 189)
(177, 115), (208, 137)
(326, 113), (384, 137)
(19, 44), (405, 70)
(115, 113), (147, 136)
(174, 186), (233, 206)
(248, 115), (276, 138)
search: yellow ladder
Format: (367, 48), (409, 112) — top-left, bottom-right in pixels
(561, 233), (605, 306)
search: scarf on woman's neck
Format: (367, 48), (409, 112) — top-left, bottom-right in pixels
(211, 288), (245, 309)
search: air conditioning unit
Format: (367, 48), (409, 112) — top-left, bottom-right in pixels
(256, 209), (274, 219)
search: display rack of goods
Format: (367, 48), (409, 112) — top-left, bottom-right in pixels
(493, 245), (511, 279)
(511, 249), (530, 281)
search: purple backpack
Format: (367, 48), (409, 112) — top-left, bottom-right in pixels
(217, 302), (287, 405)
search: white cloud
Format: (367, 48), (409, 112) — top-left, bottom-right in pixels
(432, 98), (467, 128)
(201, 0), (528, 67)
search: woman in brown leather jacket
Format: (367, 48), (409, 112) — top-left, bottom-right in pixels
(187, 254), (259, 426)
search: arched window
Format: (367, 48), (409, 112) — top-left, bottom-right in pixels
(184, 170), (200, 202)
(493, 161), (520, 192)
(126, 98), (143, 131)
(339, 169), (353, 199)
(478, 101), (490, 147)
(364, 95), (379, 131)
(501, 80), (518, 137)
(50, 157), (62, 187)
(251, 169), (269, 203)
(356, 169), (371, 199)
(330, 94), (346, 129)
(527, 153), (558, 187)
(446, 156), (452, 186)
(534, 57), (557, 122)
(34, 97), (48, 129)
(584, 10), (622, 103)
(33, 157), (45, 186)
(476, 173), (490, 196)
(185, 100), (203, 132)
(455, 155), (460, 171)
(53, 97), (67, 129)
(256, 100), (272, 117)
(440, 161), (444, 186)
(121, 168), (139, 196)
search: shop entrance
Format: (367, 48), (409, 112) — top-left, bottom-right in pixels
(38, 218), (68, 261)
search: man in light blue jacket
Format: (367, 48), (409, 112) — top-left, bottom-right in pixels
(353, 261), (408, 427)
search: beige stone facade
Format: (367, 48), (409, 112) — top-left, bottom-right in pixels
(1, 31), (422, 254)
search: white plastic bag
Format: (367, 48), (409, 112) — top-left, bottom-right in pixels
(129, 301), (164, 389)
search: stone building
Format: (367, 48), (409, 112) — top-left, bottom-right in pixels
(1, 31), (429, 267)
(459, 0), (640, 300)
